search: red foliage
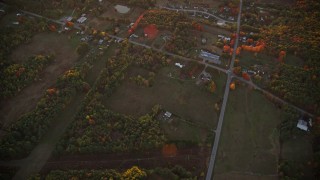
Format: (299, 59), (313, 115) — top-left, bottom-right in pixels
(236, 47), (241, 55)
(278, 50), (286, 62)
(162, 144), (177, 157)
(66, 21), (74, 27)
(49, 24), (57, 32)
(223, 45), (231, 53)
(242, 72), (250, 81)
(144, 24), (159, 39)
(230, 39), (235, 47)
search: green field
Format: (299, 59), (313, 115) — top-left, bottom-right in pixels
(214, 85), (283, 179)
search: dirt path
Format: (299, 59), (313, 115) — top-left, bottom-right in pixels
(41, 147), (210, 175)
(12, 47), (113, 180)
(0, 33), (78, 134)
(12, 93), (85, 180)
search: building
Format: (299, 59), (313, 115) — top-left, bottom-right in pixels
(297, 120), (308, 131)
(164, 111), (172, 118)
(77, 17), (87, 24)
(175, 63), (184, 68)
(199, 50), (221, 65)
(217, 20), (226, 26)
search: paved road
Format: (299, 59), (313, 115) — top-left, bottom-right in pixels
(160, 6), (235, 23)
(205, 0), (243, 179)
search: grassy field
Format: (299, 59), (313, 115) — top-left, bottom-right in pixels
(103, 64), (226, 144)
(214, 84), (283, 179)
(280, 134), (314, 179)
(238, 51), (278, 69)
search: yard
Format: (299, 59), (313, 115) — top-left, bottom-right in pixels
(103, 64), (226, 144)
(214, 84), (283, 179)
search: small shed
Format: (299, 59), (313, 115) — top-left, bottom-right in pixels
(297, 120), (308, 131)
(164, 111), (172, 118)
(175, 63), (184, 68)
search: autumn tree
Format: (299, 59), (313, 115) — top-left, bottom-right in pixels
(122, 166), (147, 179)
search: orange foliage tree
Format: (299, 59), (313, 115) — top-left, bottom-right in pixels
(242, 72), (250, 81)
(278, 50), (286, 62)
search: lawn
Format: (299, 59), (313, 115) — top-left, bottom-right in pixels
(103, 64), (226, 144)
(238, 51), (278, 69)
(280, 134), (314, 179)
(214, 84), (283, 179)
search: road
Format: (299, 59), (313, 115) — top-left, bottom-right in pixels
(205, 0), (243, 179)
(160, 6), (235, 23)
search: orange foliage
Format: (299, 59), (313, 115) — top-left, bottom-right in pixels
(223, 45), (231, 53)
(241, 44), (264, 53)
(46, 88), (57, 95)
(66, 21), (74, 27)
(242, 72), (250, 81)
(162, 144), (177, 157)
(229, 48), (234, 56)
(247, 38), (254, 44)
(230, 82), (235, 90)
(236, 47), (241, 55)
(278, 50), (286, 62)
(49, 24), (56, 32)
(230, 39), (235, 47)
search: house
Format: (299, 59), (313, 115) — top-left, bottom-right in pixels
(164, 111), (172, 118)
(77, 17), (87, 23)
(175, 63), (184, 68)
(297, 119), (308, 131)
(217, 20), (226, 26)
(66, 16), (73, 22)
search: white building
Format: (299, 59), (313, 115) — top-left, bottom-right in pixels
(175, 63), (184, 68)
(297, 120), (308, 131)
(77, 17), (87, 23)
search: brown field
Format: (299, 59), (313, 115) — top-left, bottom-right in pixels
(0, 32), (79, 131)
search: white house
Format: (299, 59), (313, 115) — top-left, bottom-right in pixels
(175, 63), (184, 68)
(297, 120), (308, 131)
(77, 17), (87, 23)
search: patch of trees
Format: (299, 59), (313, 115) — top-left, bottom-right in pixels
(0, 18), (46, 70)
(130, 72), (155, 87)
(0, 52), (100, 160)
(260, 0), (320, 58)
(76, 42), (90, 57)
(0, 55), (54, 98)
(278, 106), (301, 142)
(132, 47), (169, 71)
(269, 64), (320, 114)
(54, 44), (166, 155)
(37, 165), (195, 179)
(141, 10), (191, 31)
(55, 97), (166, 155)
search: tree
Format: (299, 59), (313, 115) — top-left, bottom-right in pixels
(76, 42), (89, 56)
(122, 166), (147, 179)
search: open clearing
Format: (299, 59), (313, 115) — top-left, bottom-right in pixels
(0, 32), (78, 131)
(103, 65), (226, 143)
(214, 84), (282, 179)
